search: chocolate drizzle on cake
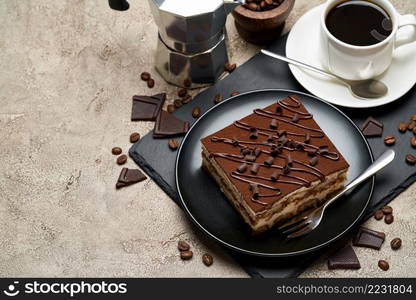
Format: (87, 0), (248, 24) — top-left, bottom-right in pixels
(209, 95), (342, 206)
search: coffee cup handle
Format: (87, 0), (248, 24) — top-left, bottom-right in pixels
(395, 14), (416, 49)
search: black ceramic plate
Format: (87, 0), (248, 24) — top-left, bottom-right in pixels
(176, 89), (374, 257)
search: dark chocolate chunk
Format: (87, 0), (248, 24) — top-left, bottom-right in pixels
(153, 110), (190, 138)
(251, 163), (260, 174)
(310, 156), (318, 166)
(353, 226), (385, 250)
(241, 148), (251, 155)
(249, 128), (258, 139)
(270, 119), (278, 129)
(267, 135), (274, 143)
(275, 106), (282, 114)
(361, 117), (384, 137)
(237, 163), (248, 173)
(270, 171), (280, 181)
(249, 183), (260, 199)
(264, 156), (274, 166)
(244, 155), (256, 162)
(286, 154), (293, 166)
(328, 246), (361, 270)
(131, 93), (166, 121)
(116, 168), (147, 189)
(253, 148), (262, 157)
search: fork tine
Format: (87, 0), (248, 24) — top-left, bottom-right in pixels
(282, 220), (311, 235)
(278, 215), (308, 231)
(286, 223), (314, 238)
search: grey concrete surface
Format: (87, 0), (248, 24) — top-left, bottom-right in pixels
(0, 0), (415, 278)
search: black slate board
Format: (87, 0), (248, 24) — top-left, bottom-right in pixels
(129, 34), (416, 278)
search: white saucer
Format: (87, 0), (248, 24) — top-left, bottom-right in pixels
(286, 5), (416, 108)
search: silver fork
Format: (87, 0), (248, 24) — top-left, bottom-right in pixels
(279, 149), (395, 238)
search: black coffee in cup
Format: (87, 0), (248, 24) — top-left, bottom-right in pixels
(326, 0), (393, 46)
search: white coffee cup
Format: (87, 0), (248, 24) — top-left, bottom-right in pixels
(320, 0), (416, 81)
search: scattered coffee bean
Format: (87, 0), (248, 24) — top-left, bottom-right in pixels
(383, 136), (395, 146)
(178, 88), (188, 98)
(117, 154), (128, 165)
(378, 260), (389, 271)
(230, 91), (240, 97)
(181, 95), (192, 104)
(399, 122), (409, 133)
(167, 104), (175, 113)
(183, 78), (191, 88)
(192, 106), (201, 118)
(413, 127), (416, 135)
(390, 238), (402, 250)
(174, 99), (183, 108)
(384, 214), (394, 224)
(112, 147), (122, 155)
(406, 154), (416, 165)
(202, 253), (213, 266)
(180, 250), (193, 260)
(246, 2), (259, 11)
(411, 137), (416, 148)
(168, 138), (179, 150)
(130, 132), (141, 143)
(147, 78), (155, 88)
(374, 210), (384, 220)
(177, 240), (190, 251)
(214, 94), (223, 104)
(382, 205), (393, 215)
(412, 114), (416, 121)
(408, 121), (416, 131)
(140, 72), (150, 81)
(224, 62), (237, 73)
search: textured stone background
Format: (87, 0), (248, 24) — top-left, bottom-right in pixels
(0, 0), (415, 277)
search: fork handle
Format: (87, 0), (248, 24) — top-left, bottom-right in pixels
(323, 150), (395, 209)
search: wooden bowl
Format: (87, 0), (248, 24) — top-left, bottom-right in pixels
(232, 0), (295, 45)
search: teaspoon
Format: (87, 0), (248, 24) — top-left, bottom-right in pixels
(261, 49), (388, 99)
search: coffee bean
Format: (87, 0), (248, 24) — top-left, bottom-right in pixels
(181, 95), (192, 104)
(406, 154), (416, 165)
(412, 114), (416, 121)
(168, 138), (179, 150)
(408, 121), (416, 131)
(390, 238), (402, 250)
(384, 214), (394, 224)
(413, 127), (416, 135)
(202, 253), (213, 266)
(382, 205), (393, 215)
(183, 78), (191, 88)
(117, 154), (128, 165)
(178, 88), (188, 98)
(130, 132), (141, 143)
(192, 106), (201, 118)
(147, 78), (155, 88)
(140, 72), (150, 81)
(399, 122), (409, 133)
(411, 137), (416, 148)
(374, 210), (384, 220)
(214, 94), (223, 104)
(230, 91), (240, 97)
(383, 136), (395, 146)
(174, 99), (183, 108)
(246, 2), (259, 11)
(177, 240), (190, 251)
(224, 62), (237, 73)
(112, 147), (122, 155)
(167, 104), (175, 113)
(378, 260), (389, 271)
(180, 250), (193, 260)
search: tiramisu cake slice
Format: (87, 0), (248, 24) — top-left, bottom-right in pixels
(201, 95), (349, 233)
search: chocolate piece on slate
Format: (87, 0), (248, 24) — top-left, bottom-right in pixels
(153, 110), (190, 138)
(131, 93), (166, 121)
(361, 117), (384, 137)
(116, 168), (147, 189)
(328, 245), (361, 270)
(353, 226), (385, 250)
